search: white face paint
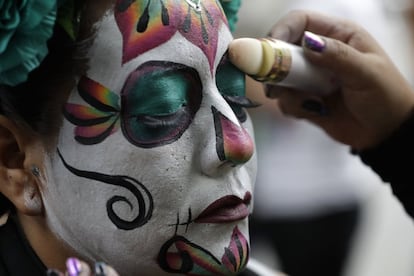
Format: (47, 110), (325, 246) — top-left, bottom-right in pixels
(42, 1), (257, 275)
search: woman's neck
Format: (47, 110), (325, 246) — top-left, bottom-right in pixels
(17, 212), (78, 272)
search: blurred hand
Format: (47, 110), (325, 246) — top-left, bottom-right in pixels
(47, 258), (119, 276)
(263, 10), (414, 150)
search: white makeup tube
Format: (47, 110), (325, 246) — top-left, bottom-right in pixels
(229, 37), (337, 95)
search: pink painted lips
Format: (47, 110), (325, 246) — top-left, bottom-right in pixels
(194, 192), (252, 223)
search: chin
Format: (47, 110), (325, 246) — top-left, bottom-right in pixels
(155, 220), (250, 275)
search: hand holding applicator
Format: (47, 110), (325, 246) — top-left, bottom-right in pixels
(228, 33), (338, 95)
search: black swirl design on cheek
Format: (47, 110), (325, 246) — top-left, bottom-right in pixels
(57, 149), (153, 230)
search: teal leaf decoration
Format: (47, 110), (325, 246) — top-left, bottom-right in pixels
(0, 0), (57, 86)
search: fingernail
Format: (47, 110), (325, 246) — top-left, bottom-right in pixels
(94, 262), (107, 276)
(46, 269), (61, 276)
(66, 257), (82, 276)
(303, 31), (326, 52)
(301, 99), (329, 115)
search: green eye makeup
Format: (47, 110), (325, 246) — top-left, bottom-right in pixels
(216, 56), (258, 122)
(121, 61), (202, 147)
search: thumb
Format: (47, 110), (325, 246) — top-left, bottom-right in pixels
(301, 31), (371, 83)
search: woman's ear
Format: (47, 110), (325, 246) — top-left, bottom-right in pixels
(0, 116), (45, 216)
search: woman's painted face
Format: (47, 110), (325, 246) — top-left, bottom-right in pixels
(43, 1), (257, 275)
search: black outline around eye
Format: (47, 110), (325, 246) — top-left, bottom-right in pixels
(216, 53), (260, 123)
(222, 95), (260, 108)
(121, 60), (202, 148)
(222, 95), (260, 123)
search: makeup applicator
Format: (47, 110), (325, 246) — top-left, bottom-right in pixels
(228, 37), (337, 95)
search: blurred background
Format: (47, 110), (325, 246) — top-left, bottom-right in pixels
(234, 0), (414, 275)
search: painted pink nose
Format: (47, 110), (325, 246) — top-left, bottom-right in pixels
(213, 107), (254, 165)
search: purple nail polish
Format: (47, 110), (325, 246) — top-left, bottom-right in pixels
(66, 257), (82, 276)
(303, 31), (326, 52)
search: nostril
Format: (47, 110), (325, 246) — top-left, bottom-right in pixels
(212, 106), (254, 165)
(219, 160), (238, 169)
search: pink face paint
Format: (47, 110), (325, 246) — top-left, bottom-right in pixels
(221, 226), (249, 273)
(115, 0), (179, 63)
(176, 0), (225, 71)
(115, 0), (227, 71)
(212, 106), (254, 165)
(157, 226), (249, 275)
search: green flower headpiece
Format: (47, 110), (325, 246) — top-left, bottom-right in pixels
(0, 0), (84, 87)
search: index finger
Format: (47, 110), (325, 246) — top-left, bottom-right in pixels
(268, 10), (361, 43)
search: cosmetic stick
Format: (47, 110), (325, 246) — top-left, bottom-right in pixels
(228, 37), (337, 95)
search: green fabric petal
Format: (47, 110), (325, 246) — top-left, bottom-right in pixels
(20, 0), (56, 29)
(0, 1), (20, 53)
(0, 0), (57, 86)
(219, 0), (242, 32)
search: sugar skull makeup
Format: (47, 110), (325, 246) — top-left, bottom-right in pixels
(42, 1), (257, 275)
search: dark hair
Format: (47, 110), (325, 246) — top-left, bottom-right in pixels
(0, 29), (85, 136)
(0, 0), (114, 216)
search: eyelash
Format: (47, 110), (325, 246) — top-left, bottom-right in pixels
(222, 95), (260, 108)
(135, 106), (190, 128)
(222, 95), (260, 122)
